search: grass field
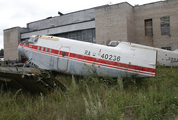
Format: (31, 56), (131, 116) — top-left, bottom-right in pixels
(0, 66), (178, 120)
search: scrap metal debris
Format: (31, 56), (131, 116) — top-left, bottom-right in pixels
(0, 66), (67, 94)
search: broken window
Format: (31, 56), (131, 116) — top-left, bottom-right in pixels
(160, 16), (170, 35)
(145, 19), (153, 36)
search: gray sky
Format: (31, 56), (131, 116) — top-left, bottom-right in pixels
(0, 0), (159, 49)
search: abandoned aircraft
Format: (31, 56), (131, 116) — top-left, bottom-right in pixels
(18, 35), (157, 78)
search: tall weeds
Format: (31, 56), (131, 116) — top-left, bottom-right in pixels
(0, 67), (177, 119)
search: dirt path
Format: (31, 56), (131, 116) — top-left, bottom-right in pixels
(176, 116), (178, 120)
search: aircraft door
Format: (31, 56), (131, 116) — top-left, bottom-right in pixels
(57, 46), (70, 71)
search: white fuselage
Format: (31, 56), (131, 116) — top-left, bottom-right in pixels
(18, 35), (157, 78)
(123, 42), (178, 67)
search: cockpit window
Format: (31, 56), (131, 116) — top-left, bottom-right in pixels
(28, 36), (38, 43)
(107, 41), (119, 47)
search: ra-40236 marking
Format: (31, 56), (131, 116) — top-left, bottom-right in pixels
(101, 54), (121, 62)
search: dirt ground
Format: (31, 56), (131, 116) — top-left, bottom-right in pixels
(176, 116), (178, 120)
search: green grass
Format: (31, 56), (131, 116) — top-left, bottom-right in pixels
(0, 67), (178, 120)
(0, 61), (4, 65)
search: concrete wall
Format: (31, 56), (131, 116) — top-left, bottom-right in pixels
(27, 9), (95, 31)
(126, 5), (134, 42)
(95, 3), (134, 45)
(134, 0), (178, 50)
(4, 27), (21, 61)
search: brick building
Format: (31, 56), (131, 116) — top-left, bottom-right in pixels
(3, 0), (178, 61)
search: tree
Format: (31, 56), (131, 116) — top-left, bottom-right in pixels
(0, 49), (4, 57)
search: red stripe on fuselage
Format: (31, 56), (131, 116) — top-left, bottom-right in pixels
(19, 43), (23, 47)
(23, 44), (156, 76)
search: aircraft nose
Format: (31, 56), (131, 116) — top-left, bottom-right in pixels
(18, 42), (25, 56)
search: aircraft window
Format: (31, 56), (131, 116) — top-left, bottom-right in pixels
(34, 37), (38, 42)
(37, 46), (40, 50)
(62, 51), (66, 57)
(45, 48), (48, 52)
(41, 47), (43, 51)
(28, 37), (38, 43)
(49, 49), (51, 53)
(107, 41), (119, 47)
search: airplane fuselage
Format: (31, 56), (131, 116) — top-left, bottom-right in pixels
(18, 35), (157, 78)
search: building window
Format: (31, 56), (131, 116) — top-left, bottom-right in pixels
(56, 28), (96, 43)
(161, 47), (171, 51)
(145, 19), (153, 36)
(160, 16), (170, 35)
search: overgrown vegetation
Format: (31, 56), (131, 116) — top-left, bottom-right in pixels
(0, 67), (178, 120)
